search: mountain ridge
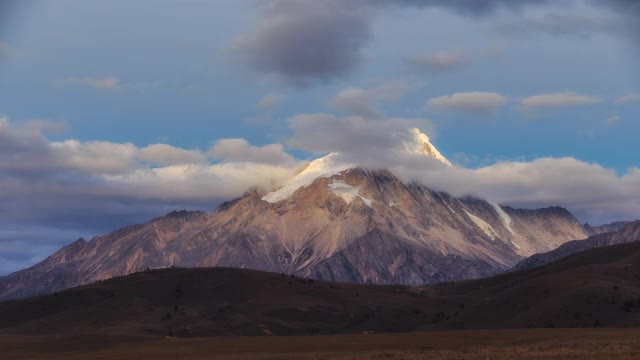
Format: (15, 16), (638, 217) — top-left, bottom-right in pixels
(514, 220), (640, 271)
(0, 167), (588, 301)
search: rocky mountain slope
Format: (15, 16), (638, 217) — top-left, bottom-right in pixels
(2, 240), (639, 336)
(583, 221), (630, 236)
(0, 129), (588, 301)
(515, 221), (640, 271)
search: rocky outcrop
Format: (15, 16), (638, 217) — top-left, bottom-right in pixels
(0, 169), (589, 301)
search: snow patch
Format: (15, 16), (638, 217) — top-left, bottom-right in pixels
(328, 180), (372, 207)
(445, 203), (457, 214)
(491, 202), (514, 235)
(262, 153), (350, 203)
(464, 210), (499, 241)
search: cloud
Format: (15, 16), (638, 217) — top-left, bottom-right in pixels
(520, 92), (602, 111)
(257, 93), (286, 110)
(284, 109), (640, 224)
(426, 92), (507, 115)
(0, 118), (299, 260)
(330, 81), (410, 118)
(495, 12), (629, 38)
(55, 77), (121, 91)
(139, 144), (207, 166)
(371, 0), (549, 15)
(615, 93), (640, 104)
(396, 157), (640, 224)
(406, 50), (470, 73)
(607, 115), (620, 124)
(288, 113), (430, 155)
(209, 138), (296, 165)
(0, 117), (304, 274)
(4, 107), (640, 274)
(230, 0), (553, 84)
(229, 0), (637, 86)
(228, 0), (371, 85)
(248, 93), (287, 125)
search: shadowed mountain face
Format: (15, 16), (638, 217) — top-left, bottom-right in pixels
(514, 221), (640, 271)
(0, 169), (588, 301)
(1, 239), (639, 337)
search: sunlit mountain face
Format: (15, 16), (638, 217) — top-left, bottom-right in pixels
(0, 0), (638, 278)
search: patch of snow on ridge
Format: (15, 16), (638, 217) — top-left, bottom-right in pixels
(491, 202), (514, 235)
(464, 210), (498, 241)
(262, 153), (351, 203)
(445, 202), (457, 214)
(328, 180), (372, 207)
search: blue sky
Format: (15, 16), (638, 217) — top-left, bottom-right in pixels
(0, 0), (639, 274)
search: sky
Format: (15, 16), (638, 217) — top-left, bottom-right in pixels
(0, 0), (639, 275)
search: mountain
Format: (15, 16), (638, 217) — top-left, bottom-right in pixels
(2, 240), (640, 337)
(583, 221), (630, 236)
(0, 129), (588, 301)
(515, 221), (640, 271)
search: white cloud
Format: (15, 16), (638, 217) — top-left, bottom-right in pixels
(0, 118), (302, 273)
(520, 92), (601, 111)
(139, 144), (207, 166)
(406, 50), (470, 73)
(288, 113), (433, 157)
(51, 140), (139, 175)
(395, 157), (640, 223)
(426, 92), (507, 115)
(257, 93), (286, 110)
(330, 81), (410, 118)
(0, 118), (299, 200)
(210, 138), (296, 165)
(615, 94), (640, 104)
(55, 77), (121, 91)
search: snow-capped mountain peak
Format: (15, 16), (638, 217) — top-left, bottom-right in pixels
(262, 128), (450, 203)
(402, 128), (451, 166)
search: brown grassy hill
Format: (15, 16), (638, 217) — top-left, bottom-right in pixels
(1, 241), (639, 337)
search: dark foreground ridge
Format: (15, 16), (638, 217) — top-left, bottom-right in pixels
(1, 240), (640, 337)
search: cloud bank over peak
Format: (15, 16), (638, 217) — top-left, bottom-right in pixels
(2, 107), (640, 273)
